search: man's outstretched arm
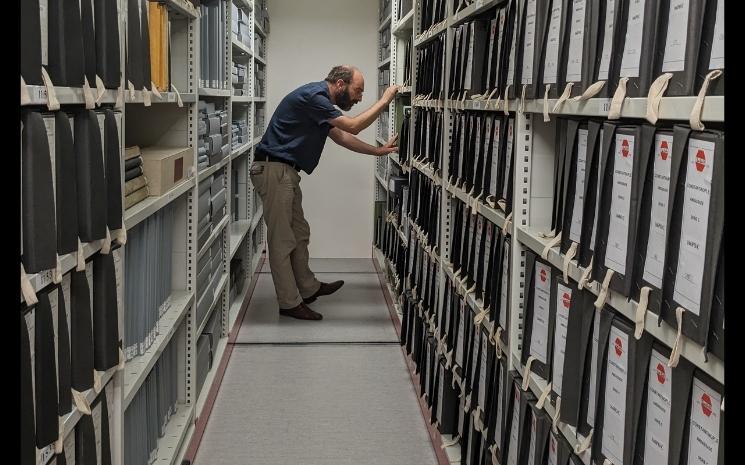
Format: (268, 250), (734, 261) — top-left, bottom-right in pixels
(329, 127), (398, 156)
(328, 86), (399, 135)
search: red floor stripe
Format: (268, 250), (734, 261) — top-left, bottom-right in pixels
(372, 248), (452, 465)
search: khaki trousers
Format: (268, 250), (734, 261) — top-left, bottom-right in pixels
(250, 161), (321, 308)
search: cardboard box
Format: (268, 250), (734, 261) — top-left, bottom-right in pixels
(140, 146), (193, 196)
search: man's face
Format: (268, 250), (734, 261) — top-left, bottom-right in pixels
(335, 72), (364, 111)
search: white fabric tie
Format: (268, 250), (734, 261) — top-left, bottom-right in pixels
(575, 429), (593, 454)
(645, 73), (673, 124)
(552, 83), (573, 112)
(20, 263), (38, 305)
(519, 84), (527, 113)
(494, 327), (504, 359)
(77, 238), (86, 271)
(20, 76), (31, 105)
(53, 255), (63, 284)
(503, 85), (512, 114)
(574, 80), (606, 101)
(474, 307), (490, 326)
(101, 228), (112, 255)
(690, 70), (723, 130)
(115, 80), (124, 109)
(541, 233), (562, 260)
(40, 67), (61, 110)
(118, 347), (126, 371)
(563, 242), (578, 284)
(594, 269), (615, 309)
(667, 306), (686, 367)
(543, 84), (551, 122)
(497, 199), (507, 211)
(522, 356), (536, 391)
(608, 77), (629, 119)
(536, 382), (552, 409)
(539, 229), (557, 239)
(635, 287), (651, 339)
(151, 82), (163, 99)
(578, 257), (593, 290)
(552, 396), (561, 433)
(114, 225), (128, 245)
(72, 389), (92, 415)
(95, 75), (107, 104)
(143, 88), (153, 106)
(604, 459), (613, 465)
(128, 80), (136, 99)
(83, 76), (96, 109)
(503, 212), (513, 236)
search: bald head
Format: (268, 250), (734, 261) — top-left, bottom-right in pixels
(325, 65), (365, 111)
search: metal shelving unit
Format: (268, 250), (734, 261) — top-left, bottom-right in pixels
(372, 0), (726, 462)
(21, 1), (268, 464)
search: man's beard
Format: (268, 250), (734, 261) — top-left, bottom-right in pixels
(336, 86), (354, 111)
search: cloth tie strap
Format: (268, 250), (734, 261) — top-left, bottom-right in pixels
(690, 70), (722, 130)
(608, 77), (629, 119)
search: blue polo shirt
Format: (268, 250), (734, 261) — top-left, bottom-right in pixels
(256, 81), (342, 174)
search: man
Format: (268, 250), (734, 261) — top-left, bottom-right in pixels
(251, 65), (399, 320)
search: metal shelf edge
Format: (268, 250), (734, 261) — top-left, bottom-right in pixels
(123, 291), (194, 410)
(197, 216), (230, 261)
(124, 177), (195, 229)
(198, 157), (230, 183)
(392, 9), (414, 36)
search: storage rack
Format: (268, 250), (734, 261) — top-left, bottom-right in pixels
(21, 1), (268, 464)
(372, 0), (725, 464)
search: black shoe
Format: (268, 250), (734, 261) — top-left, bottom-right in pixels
(303, 280), (344, 304)
(279, 302), (323, 320)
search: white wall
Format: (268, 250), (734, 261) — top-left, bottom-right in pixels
(265, 0), (378, 258)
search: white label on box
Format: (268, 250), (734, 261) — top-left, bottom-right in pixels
(643, 349), (673, 465)
(601, 327), (629, 465)
(620, 0), (646, 78)
(507, 388), (521, 465)
(495, 367), (505, 447)
(605, 133), (634, 275)
(552, 282), (572, 396)
(544, 2), (563, 84)
(643, 134), (673, 288)
(549, 433), (559, 465)
(528, 411), (538, 465)
(586, 314), (601, 427)
(478, 331), (489, 408)
(457, 302), (466, 367)
(507, 13), (519, 83)
(502, 119), (514, 200)
(483, 224), (493, 294)
(673, 138), (714, 316)
(490, 119), (502, 197)
(499, 240), (510, 330)
(686, 378), (721, 465)
(597, 0), (618, 80)
(530, 262), (552, 364)
(497, 9), (507, 82)
(522, 0), (538, 84)
(662, 0), (690, 72)
(570, 129), (588, 242)
(591, 129), (605, 251)
(566, 0), (587, 82)
(709, 0), (724, 70)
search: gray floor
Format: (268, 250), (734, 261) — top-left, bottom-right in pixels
(193, 259), (438, 465)
(261, 258), (378, 273)
(235, 272), (398, 343)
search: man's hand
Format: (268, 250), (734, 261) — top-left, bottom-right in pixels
(383, 85), (400, 104)
(377, 134), (399, 156)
